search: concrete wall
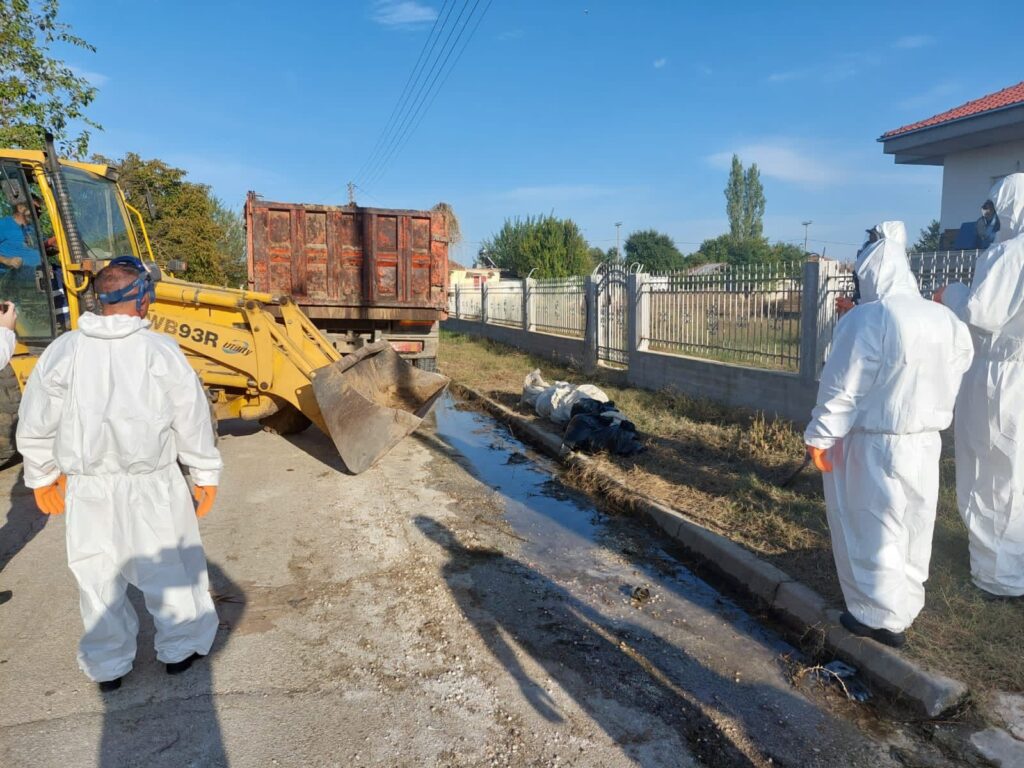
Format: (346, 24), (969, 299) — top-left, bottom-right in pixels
(941, 140), (1024, 230)
(443, 317), (819, 425)
(627, 350), (817, 423)
(444, 317), (590, 369)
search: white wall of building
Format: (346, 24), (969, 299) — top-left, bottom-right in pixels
(941, 139), (1024, 229)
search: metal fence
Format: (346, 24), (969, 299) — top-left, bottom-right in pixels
(642, 262), (804, 371)
(447, 249), (984, 377)
(909, 249), (979, 297)
(533, 276), (587, 338)
(485, 280), (525, 328)
(458, 287), (482, 320)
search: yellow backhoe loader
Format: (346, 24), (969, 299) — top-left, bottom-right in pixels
(0, 136), (448, 473)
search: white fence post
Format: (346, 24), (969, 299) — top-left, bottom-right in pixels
(522, 277), (535, 332)
(627, 272), (649, 356)
(583, 275), (599, 373)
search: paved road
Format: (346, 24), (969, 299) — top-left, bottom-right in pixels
(0, 397), (950, 767)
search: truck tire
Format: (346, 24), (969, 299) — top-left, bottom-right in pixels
(259, 404), (312, 436)
(413, 357), (438, 373)
(0, 366), (20, 466)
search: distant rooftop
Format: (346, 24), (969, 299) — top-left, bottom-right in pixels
(882, 81), (1024, 139)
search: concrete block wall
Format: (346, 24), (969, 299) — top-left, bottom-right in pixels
(444, 317), (590, 369)
(445, 264), (824, 425)
(627, 349), (818, 423)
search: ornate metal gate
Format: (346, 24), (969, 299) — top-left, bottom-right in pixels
(595, 263), (631, 366)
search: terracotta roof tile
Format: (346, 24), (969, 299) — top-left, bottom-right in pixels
(882, 81), (1024, 138)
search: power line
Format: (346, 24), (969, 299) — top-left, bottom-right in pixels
(354, 0), (458, 185)
(361, 0), (491, 191)
(357, 0), (473, 187)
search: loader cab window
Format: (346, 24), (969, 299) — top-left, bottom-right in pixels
(62, 166), (134, 260)
(0, 162), (56, 341)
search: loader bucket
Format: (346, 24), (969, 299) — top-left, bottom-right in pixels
(311, 341), (449, 474)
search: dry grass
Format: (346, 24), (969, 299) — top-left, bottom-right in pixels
(438, 330), (1024, 699)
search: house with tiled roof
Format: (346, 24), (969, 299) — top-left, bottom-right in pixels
(879, 81), (1024, 243)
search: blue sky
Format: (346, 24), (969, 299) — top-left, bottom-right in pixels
(55, 1), (1019, 262)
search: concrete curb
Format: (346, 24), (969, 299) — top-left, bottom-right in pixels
(449, 382), (970, 719)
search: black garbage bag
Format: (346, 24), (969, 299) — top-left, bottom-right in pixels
(563, 413), (645, 456)
(570, 397), (617, 418)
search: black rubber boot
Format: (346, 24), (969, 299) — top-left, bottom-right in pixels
(166, 652), (204, 675)
(840, 611), (906, 649)
(98, 677), (123, 692)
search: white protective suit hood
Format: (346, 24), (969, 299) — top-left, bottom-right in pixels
(854, 221), (918, 303)
(77, 311), (149, 339)
(991, 173), (1024, 244)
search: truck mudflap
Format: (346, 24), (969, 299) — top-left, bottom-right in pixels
(310, 341), (449, 474)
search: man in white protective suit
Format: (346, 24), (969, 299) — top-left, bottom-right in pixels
(16, 257), (222, 691)
(805, 222), (973, 647)
(0, 301), (16, 368)
(936, 173), (1024, 598)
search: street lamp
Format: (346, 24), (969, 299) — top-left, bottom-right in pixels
(615, 221), (622, 262)
(801, 220), (813, 254)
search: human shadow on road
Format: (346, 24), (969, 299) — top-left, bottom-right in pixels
(415, 515), (765, 768)
(96, 554), (245, 768)
(0, 467), (48, 604)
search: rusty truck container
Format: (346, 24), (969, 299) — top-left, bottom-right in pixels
(245, 193), (449, 368)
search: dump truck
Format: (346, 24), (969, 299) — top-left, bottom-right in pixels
(0, 137), (448, 474)
(244, 193), (449, 372)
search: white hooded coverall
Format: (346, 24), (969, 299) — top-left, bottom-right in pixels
(806, 222), (973, 632)
(0, 326), (14, 368)
(942, 173), (1024, 596)
(16, 312), (222, 681)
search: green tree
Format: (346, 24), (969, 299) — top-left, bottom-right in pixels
(912, 219), (942, 252)
(212, 199), (246, 287)
(689, 234), (802, 267)
(481, 214), (591, 278)
(743, 164), (765, 239)
(724, 154), (767, 240)
(624, 229), (685, 272)
(99, 152), (229, 285)
(0, 0), (100, 157)
(725, 154), (745, 239)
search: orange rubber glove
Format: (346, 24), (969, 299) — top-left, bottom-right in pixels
(193, 485), (217, 518)
(33, 475), (67, 515)
(806, 446), (833, 473)
(932, 286), (947, 304)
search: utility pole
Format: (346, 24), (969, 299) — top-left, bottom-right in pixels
(801, 220), (813, 253)
(347, 182), (356, 205)
(615, 221), (622, 263)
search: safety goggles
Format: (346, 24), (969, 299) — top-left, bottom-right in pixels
(96, 256), (156, 311)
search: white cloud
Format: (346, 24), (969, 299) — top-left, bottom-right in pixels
(899, 80), (961, 111)
(708, 142), (840, 186)
(894, 35), (935, 49)
(371, 1), (437, 27)
(707, 139), (941, 191)
(697, 64), (713, 77)
(653, 58), (667, 69)
(767, 70), (805, 84)
(496, 184), (614, 204)
(69, 66), (109, 87)
(498, 29), (524, 41)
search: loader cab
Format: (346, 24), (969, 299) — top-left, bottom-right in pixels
(0, 161), (58, 341)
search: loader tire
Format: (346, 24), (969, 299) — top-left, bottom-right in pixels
(259, 404), (312, 436)
(0, 365), (21, 466)
(413, 357), (438, 373)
